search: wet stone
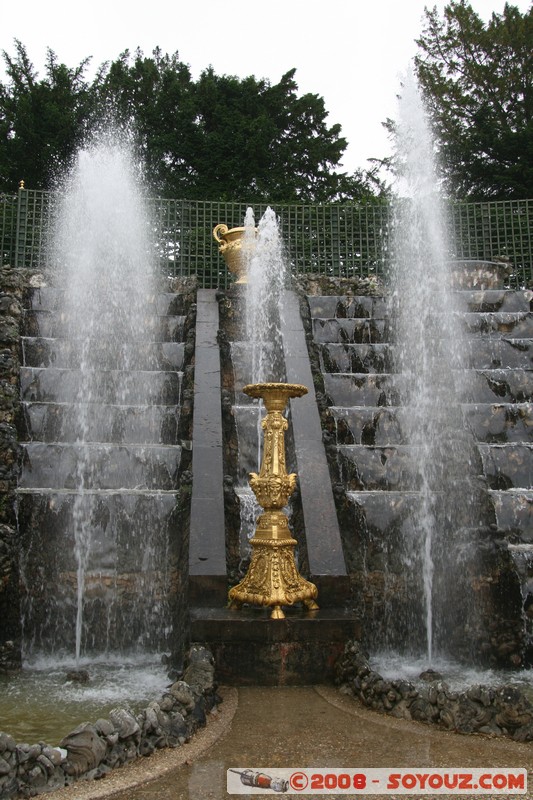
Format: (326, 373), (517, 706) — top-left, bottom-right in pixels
(108, 708), (140, 739)
(59, 722), (107, 776)
(169, 680), (196, 710)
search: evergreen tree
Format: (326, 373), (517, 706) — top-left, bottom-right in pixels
(415, 1), (533, 200)
(0, 40), (94, 190)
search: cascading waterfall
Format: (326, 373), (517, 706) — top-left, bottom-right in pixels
(389, 73), (481, 662)
(19, 128), (176, 663)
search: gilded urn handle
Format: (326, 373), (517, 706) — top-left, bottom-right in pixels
(213, 223), (229, 244)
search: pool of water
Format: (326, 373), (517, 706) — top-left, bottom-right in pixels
(0, 655), (168, 745)
(371, 652), (533, 701)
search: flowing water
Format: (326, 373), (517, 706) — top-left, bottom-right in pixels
(246, 206), (287, 385)
(18, 129), (177, 664)
(388, 74), (482, 662)
(232, 207), (289, 554)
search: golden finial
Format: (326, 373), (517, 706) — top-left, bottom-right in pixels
(19, 180), (25, 190)
(228, 382), (319, 619)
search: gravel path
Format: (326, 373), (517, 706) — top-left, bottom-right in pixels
(49, 685), (531, 800)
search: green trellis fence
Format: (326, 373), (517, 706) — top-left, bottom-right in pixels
(1, 188), (532, 288)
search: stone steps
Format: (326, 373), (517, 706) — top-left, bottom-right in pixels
(309, 287), (532, 575)
(21, 401), (182, 444)
(17, 286), (186, 654)
(21, 337), (186, 371)
(20, 367), (183, 405)
(19, 442), (181, 491)
(327, 403), (533, 445)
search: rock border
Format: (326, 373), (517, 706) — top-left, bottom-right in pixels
(335, 640), (533, 742)
(0, 646), (220, 800)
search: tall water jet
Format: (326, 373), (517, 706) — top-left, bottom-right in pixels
(19, 129), (179, 662)
(220, 208), (290, 567)
(246, 206), (287, 385)
(389, 73), (482, 663)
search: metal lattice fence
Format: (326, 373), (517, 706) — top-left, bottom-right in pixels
(2, 188), (532, 288)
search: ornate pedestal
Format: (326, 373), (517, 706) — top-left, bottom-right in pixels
(228, 382), (319, 619)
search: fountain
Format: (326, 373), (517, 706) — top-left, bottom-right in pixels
(16, 129), (187, 679)
(218, 208), (291, 567)
(387, 72), (486, 662)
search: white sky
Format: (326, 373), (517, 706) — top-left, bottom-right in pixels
(2, 0), (531, 175)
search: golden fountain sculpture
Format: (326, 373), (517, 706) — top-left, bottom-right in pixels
(213, 223), (256, 284)
(228, 382), (319, 619)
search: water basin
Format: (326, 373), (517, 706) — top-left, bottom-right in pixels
(0, 656), (168, 745)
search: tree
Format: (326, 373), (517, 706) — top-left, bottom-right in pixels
(0, 40), (94, 190)
(415, 1), (533, 200)
(94, 47), (198, 196)
(97, 52), (369, 202)
(0, 43), (386, 202)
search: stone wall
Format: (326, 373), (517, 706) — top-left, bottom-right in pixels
(0, 268), (27, 672)
(166, 276), (197, 666)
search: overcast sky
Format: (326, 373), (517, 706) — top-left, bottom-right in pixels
(2, 0), (531, 174)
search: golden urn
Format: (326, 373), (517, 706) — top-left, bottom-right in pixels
(228, 382), (319, 619)
(213, 223), (256, 284)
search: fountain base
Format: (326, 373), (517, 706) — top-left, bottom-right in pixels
(191, 590), (359, 685)
(228, 523), (319, 620)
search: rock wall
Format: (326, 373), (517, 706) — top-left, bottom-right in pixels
(336, 641), (533, 741)
(0, 268), (27, 672)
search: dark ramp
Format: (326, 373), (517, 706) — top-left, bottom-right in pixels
(280, 290), (347, 581)
(188, 290), (226, 582)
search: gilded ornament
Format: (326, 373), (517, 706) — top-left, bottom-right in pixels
(228, 382), (319, 619)
(213, 223), (257, 284)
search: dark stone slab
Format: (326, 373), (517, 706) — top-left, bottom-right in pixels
(280, 291), (346, 578)
(190, 605), (360, 685)
(21, 337), (185, 371)
(324, 369), (533, 407)
(312, 317), (388, 344)
(327, 406), (405, 446)
(189, 575), (228, 607)
(20, 367), (183, 405)
(463, 311), (533, 338)
(463, 369), (533, 403)
(319, 339), (532, 374)
(338, 444), (418, 491)
(307, 295), (388, 319)
(320, 343), (393, 374)
(455, 289), (532, 313)
(490, 490), (533, 539)
(189, 290), (225, 576)
(23, 310), (186, 341)
(324, 372), (400, 407)
(478, 443), (533, 490)
(463, 402), (533, 443)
